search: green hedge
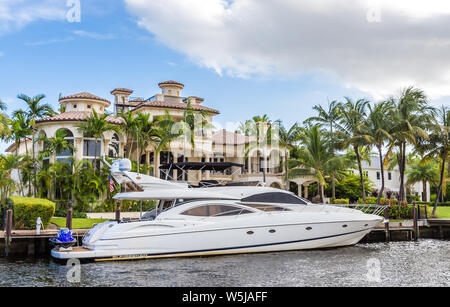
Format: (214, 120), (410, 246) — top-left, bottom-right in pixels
(332, 198), (350, 204)
(10, 197), (56, 230)
(54, 208), (87, 218)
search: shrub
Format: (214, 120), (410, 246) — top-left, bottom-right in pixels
(323, 174), (373, 203)
(54, 208), (87, 218)
(357, 197), (399, 206)
(10, 197), (56, 230)
(332, 198), (350, 204)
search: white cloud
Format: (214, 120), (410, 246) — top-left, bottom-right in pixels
(0, 0), (66, 34)
(124, 0), (450, 99)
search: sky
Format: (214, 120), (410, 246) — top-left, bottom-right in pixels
(1, 0), (450, 153)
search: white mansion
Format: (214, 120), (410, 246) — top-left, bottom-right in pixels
(6, 80), (429, 202)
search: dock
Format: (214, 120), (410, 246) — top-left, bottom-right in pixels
(0, 229), (88, 257)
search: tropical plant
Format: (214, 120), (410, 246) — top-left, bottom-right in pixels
(154, 111), (183, 156)
(0, 99), (10, 141)
(119, 110), (139, 160)
(240, 115), (272, 183)
(0, 154), (21, 204)
(406, 159), (439, 202)
(77, 110), (119, 171)
(304, 100), (342, 198)
(336, 97), (370, 200)
(417, 106), (449, 215)
(17, 94), (55, 197)
(277, 121), (301, 190)
(387, 87), (434, 201)
(135, 112), (160, 173)
(288, 126), (351, 203)
(360, 101), (394, 204)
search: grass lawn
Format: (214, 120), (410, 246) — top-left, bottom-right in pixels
(51, 217), (108, 229)
(433, 206), (450, 219)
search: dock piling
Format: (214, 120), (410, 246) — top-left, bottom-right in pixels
(384, 207), (390, 242)
(115, 201), (121, 222)
(5, 200), (13, 257)
(412, 202), (419, 241)
(66, 201), (73, 230)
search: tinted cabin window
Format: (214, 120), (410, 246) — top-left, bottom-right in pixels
(244, 204), (290, 212)
(241, 192), (308, 205)
(181, 205), (252, 217)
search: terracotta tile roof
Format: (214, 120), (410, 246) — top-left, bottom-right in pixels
(128, 98), (146, 103)
(183, 96), (205, 103)
(212, 130), (254, 145)
(111, 88), (133, 94)
(158, 80), (184, 87)
(5, 137), (32, 153)
(59, 92), (110, 105)
(134, 100), (219, 114)
(35, 111), (124, 125)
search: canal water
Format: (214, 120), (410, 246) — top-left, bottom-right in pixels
(0, 239), (448, 287)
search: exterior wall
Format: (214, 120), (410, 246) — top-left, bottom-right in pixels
(62, 100), (107, 113)
(353, 158), (431, 201)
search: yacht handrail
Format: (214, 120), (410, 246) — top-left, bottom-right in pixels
(331, 203), (386, 216)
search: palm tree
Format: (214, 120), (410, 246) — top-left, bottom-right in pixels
(179, 99), (212, 159)
(241, 115), (272, 183)
(336, 97), (369, 201)
(7, 111), (32, 155)
(119, 111), (139, 160)
(0, 99), (6, 111)
(360, 101), (394, 204)
(45, 129), (76, 160)
(0, 99), (10, 141)
(0, 154), (22, 203)
(418, 106), (449, 215)
(17, 94), (55, 196)
(5, 111), (33, 196)
(406, 159), (439, 202)
(304, 100), (341, 198)
(388, 87), (434, 201)
(153, 111), (182, 169)
(288, 126), (349, 203)
(277, 121), (301, 190)
(77, 110), (119, 171)
(135, 112), (160, 173)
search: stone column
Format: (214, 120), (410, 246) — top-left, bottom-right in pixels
(75, 138), (83, 161)
(303, 184), (309, 199)
(248, 156), (252, 174)
(205, 154), (211, 180)
(155, 152), (160, 178)
(103, 139), (111, 158)
(298, 183), (302, 197)
(120, 141), (126, 158)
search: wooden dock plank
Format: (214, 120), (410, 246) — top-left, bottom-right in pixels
(0, 229), (88, 239)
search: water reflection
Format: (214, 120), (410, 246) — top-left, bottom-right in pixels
(1, 240), (449, 287)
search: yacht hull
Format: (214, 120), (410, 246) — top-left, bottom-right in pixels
(51, 217), (381, 261)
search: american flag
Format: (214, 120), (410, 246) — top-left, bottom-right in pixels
(109, 176), (114, 193)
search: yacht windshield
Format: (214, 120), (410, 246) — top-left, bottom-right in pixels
(241, 192), (308, 205)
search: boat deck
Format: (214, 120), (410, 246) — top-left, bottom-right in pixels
(57, 246), (91, 253)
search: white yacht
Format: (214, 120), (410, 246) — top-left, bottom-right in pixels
(51, 159), (384, 261)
